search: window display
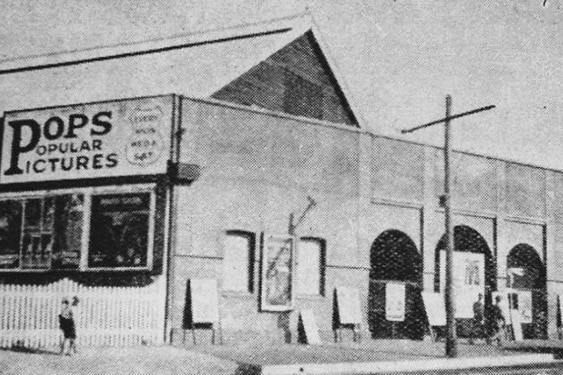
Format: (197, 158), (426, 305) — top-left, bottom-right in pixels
(88, 193), (150, 268)
(0, 194), (83, 270)
(0, 189), (152, 272)
(0, 200), (22, 268)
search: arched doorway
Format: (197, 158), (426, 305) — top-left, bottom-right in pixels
(368, 230), (425, 340)
(507, 244), (547, 339)
(434, 225), (496, 339)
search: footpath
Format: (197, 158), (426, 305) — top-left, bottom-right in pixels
(0, 339), (561, 375)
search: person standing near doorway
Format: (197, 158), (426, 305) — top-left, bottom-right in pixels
(490, 295), (506, 345)
(469, 293), (485, 344)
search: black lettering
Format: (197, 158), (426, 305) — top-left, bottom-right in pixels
(61, 157), (74, 171)
(33, 159), (46, 173)
(47, 158), (59, 172)
(65, 114), (88, 138)
(76, 156), (89, 170)
(92, 154), (103, 169)
(105, 153), (118, 168)
(4, 119), (41, 176)
(91, 111), (112, 136)
(44, 117), (64, 140)
(47, 144), (58, 154)
(92, 139), (102, 151)
(79, 140), (91, 152)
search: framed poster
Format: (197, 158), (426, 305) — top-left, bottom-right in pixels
(260, 234), (295, 311)
(385, 283), (406, 322)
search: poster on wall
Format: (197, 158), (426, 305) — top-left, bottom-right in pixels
(440, 251), (485, 318)
(0, 96), (174, 184)
(261, 234), (295, 312)
(385, 283), (406, 322)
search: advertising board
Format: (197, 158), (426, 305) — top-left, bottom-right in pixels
(1, 96), (174, 184)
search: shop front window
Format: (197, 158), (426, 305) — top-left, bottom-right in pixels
(0, 200), (23, 269)
(88, 193), (150, 268)
(0, 194), (83, 270)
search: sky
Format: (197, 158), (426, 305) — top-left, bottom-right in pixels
(1, 0), (562, 169)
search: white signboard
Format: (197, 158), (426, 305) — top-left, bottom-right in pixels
(1, 96), (173, 184)
(440, 251), (485, 318)
(385, 283), (406, 322)
(517, 290), (533, 324)
(336, 287), (362, 324)
(300, 309), (322, 345)
(190, 279), (220, 323)
(421, 292), (446, 326)
(511, 309), (523, 341)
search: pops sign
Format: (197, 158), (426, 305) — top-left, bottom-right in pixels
(1, 96), (174, 184)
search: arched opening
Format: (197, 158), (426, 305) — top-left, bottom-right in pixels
(368, 230), (424, 340)
(507, 244), (547, 339)
(434, 225), (496, 339)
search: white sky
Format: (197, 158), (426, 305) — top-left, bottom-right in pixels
(1, 0), (562, 169)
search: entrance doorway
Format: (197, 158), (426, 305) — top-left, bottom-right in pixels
(507, 243), (547, 339)
(434, 225), (496, 338)
(368, 230), (424, 340)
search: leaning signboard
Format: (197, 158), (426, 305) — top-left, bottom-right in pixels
(260, 234), (295, 311)
(0, 95), (174, 184)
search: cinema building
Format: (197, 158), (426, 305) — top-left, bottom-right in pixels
(0, 15), (561, 347)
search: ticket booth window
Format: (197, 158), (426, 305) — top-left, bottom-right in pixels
(297, 238), (325, 296)
(223, 232), (254, 293)
(88, 193), (150, 269)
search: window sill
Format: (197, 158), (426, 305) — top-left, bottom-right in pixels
(297, 294), (325, 300)
(222, 291), (255, 298)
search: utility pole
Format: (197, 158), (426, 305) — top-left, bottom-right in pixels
(401, 95), (495, 358)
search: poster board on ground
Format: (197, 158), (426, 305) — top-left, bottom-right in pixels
(336, 287), (362, 324)
(511, 309), (523, 341)
(421, 292), (446, 327)
(190, 279), (220, 323)
(300, 309), (322, 345)
(517, 290), (533, 324)
(385, 283), (406, 322)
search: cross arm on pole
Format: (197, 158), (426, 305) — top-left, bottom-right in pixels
(401, 104), (495, 134)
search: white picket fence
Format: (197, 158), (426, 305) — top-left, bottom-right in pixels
(0, 277), (166, 348)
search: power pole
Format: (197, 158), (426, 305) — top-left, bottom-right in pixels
(401, 95), (495, 358)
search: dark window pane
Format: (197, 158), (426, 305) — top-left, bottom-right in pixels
(88, 193), (150, 268)
(0, 200), (22, 269)
(51, 194), (83, 269)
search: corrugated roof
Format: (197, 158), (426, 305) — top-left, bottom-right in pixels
(0, 14), (312, 112)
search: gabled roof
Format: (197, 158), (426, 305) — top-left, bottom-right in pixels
(0, 13), (364, 127)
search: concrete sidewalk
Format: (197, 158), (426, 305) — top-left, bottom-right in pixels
(0, 340), (560, 375)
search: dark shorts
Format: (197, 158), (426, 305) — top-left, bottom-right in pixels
(59, 316), (76, 339)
